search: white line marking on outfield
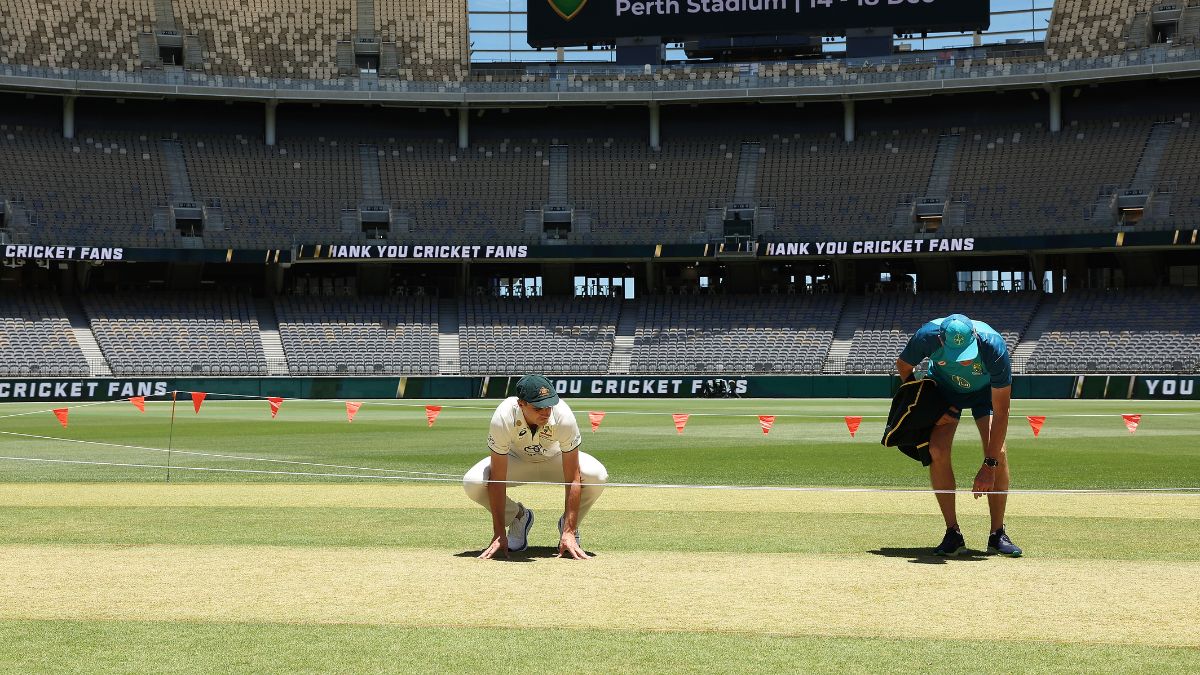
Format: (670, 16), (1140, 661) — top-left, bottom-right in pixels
(0, 430), (460, 478)
(2, 454), (1198, 497)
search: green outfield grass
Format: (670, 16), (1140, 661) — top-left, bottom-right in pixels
(1, 397), (1198, 673)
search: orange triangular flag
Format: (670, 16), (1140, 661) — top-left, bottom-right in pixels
(1027, 416), (1046, 438)
(425, 405), (442, 428)
(267, 397), (283, 419)
(588, 411), (606, 433)
(346, 401), (362, 423)
(1122, 414), (1142, 434)
(673, 413), (690, 435)
(845, 416), (863, 438)
(191, 391), (206, 413)
(758, 415), (776, 435)
(52, 408), (69, 428)
(129, 396), (145, 413)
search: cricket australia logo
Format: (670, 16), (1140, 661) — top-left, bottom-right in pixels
(548, 0), (587, 21)
(972, 362), (984, 376)
(522, 444), (548, 457)
(952, 333), (968, 347)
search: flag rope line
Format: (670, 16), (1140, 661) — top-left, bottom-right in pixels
(0, 454), (1198, 496)
(1, 391), (1195, 421)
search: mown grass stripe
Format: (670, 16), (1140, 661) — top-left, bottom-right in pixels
(2, 484), (1198, 519)
(1, 621), (1198, 674)
(1, 506), (1198, 561)
(1, 545), (1197, 647)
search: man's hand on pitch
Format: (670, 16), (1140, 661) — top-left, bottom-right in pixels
(556, 531), (590, 560)
(479, 534), (509, 560)
(972, 465), (996, 499)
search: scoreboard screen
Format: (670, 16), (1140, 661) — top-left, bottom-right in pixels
(528, 0), (991, 48)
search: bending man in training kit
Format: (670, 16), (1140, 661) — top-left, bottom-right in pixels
(464, 374), (608, 560)
(896, 313), (1023, 558)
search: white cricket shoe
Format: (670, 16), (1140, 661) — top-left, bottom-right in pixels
(507, 506), (534, 552)
(558, 514), (581, 548)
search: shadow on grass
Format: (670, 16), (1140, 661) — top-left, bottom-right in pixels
(868, 547), (990, 565)
(454, 546), (596, 562)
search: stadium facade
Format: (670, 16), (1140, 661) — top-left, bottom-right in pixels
(0, 0), (1197, 395)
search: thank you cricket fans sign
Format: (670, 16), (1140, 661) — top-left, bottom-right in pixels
(550, 377), (749, 397)
(0, 380), (169, 401)
(529, 0), (990, 47)
(1135, 377), (1199, 400)
(763, 237), (974, 257)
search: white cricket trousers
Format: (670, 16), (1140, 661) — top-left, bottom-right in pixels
(463, 451), (608, 525)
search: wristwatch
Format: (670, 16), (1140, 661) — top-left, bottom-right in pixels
(983, 457), (999, 468)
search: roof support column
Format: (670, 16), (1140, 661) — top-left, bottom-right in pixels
(63, 96), (76, 140)
(1048, 85), (1062, 133)
(843, 99), (856, 143)
(265, 100), (278, 146)
(458, 107), (470, 150)
(649, 102), (661, 150)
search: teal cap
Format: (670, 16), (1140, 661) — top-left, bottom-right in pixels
(515, 374), (560, 409)
(939, 314), (979, 363)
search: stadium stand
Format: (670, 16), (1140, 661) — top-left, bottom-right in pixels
(1025, 288), (1200, 374)
(0, 0), (152, 71)
(1045, 0), (1158, 59)
(176, 0), (350, 79)
(949, 120), (1150, 236)
(458, 297), (618, 375)
(2, 116), (1194, 247)
(0, 293), (89, 376)
(571, 139), (737, 244)
(274, 295), (439, 375)
(377, 138), (545, 244)
(375, 1), (468, 82)
(0, 0), (467, 81)
(82, 292), (267, 375)
(628, 294), (843, 374)
(2, 101), (1197, 247)
(759, 131), (937, 241)
(843, 291), (1042, 374)
(1156, 113), (1200, 227)
(182, 134), (360, 247)
(0, 125), (170, 246)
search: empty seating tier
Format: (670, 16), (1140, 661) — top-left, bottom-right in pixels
(458, 297), (619, 375)
(0, 293), (88, 377)
(629, 294), (843, 374)
(844, 292), (1041, 374)
(275, 296), (439, 375)
(83, 292), (267, 376)
(1026, 288), (1200, 374)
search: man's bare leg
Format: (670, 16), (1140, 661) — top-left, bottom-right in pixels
(928, 418), (959, 528)
(976, 415), (1010, 532)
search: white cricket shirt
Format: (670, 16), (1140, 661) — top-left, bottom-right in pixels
(487, 396), (582, 463)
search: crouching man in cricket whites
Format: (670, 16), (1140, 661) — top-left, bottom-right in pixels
(464, 374), (608, 560)
(896, 314), (1023, 558)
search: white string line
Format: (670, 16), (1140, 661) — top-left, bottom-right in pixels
(2, 454), (1199, 496)
(0, 399), (133, 421)
(0, 430), (462, 478)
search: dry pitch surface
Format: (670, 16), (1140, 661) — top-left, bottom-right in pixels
(2, 484), (1198, 649)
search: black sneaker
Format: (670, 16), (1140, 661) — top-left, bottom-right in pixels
(988, 526), (1023, 557)
(934, 526), (967, 556)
